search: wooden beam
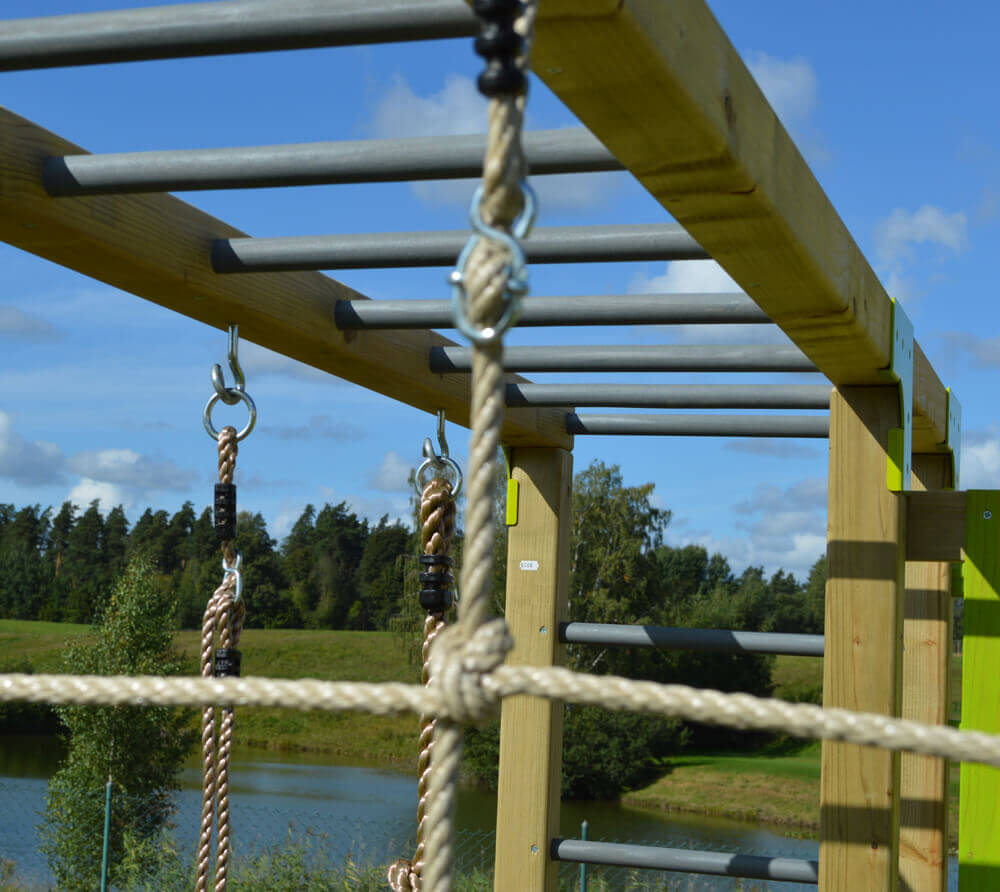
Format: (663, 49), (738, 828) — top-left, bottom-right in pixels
(495, 447), (573, 892)
(959, 490), (1000, 890)
(906, 490), (967, 562)
(899, 454), (953, 892)
(0, 105), (571, 449)
(531, 0), (949, 449)
(819, 387), (905, 891)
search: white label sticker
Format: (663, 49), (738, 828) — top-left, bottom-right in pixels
(519, 560), (539, 571)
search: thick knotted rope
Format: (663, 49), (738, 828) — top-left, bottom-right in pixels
(387, 477), (457, 892)
(196, 427), (246, 892)
(420, 5), (538, 889)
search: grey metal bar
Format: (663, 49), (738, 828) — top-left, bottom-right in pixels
(559, 622), (825, 656)
(566, 414), (830, 438)
(430, 345), (818, 373)
(506, 383), (830, 409)
(334, 293), (769, 330)
(45, 130), (619, 196)
(552, 839), (818, 885)
(211, 225), (709, 273)
(0, 0), (476, 71)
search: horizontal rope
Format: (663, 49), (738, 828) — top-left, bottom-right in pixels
(1, 667), (996, 769)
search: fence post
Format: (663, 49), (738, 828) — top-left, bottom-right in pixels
(494, 447), (573, 892)
(100, 776), (112, 892)
(579, 820), (588, 892)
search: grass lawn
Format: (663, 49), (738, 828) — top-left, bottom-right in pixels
(1, 620), (966, 833)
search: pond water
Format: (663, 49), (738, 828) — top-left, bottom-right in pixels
(0, 734), (955, 890)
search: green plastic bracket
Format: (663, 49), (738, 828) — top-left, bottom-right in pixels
(944, 388), (962, 489)
(502, 446), (519, 527)
(882, 298), (914, 491)
(959, 491), (1000, 889)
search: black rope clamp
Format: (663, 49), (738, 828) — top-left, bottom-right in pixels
(472, 0), (526, 98)
(213, 648), (242, 678)
(418, 554), (455, 613)
(214, 483), (237, 540)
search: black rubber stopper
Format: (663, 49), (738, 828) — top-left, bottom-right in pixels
(213, 648), (242, 678)
(214, 482), (237, 540)
(420, 588), (454, 612)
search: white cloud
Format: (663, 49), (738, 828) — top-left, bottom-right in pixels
(67, 449), (196, 491)
(629, 261), (794, 345)
(746, 52), (828, 164)
(241, 342), (331, 384)
(873, 205), (967, 303)
(368, 450), (414, 493)
(261, 414), (365, 442)
(0, 411), (64, 486)
(726, 440), (822, 459)
(963, 429), (1000, 489)
(68, 478), (129, 512)
(940, 331), (1000, 368)
(875, 205), (967, 266)
(631, 260), (740, 295)
(0, 306), (60, 342)
(368, 74), (620, 211)
(370, 74), (486, 140)
(747, 53), (818, 125)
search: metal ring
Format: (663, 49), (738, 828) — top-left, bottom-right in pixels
(415, 455), (463, 498)
(204, 388), (256, 441)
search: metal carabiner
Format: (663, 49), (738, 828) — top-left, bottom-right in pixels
(222, 551), (244, 604)
(449, 181), (537, 346)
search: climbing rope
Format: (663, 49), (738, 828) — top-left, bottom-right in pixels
(196, 327), (254, 892)
(421, 1), (540, 888)
(387, 442), (458, 891)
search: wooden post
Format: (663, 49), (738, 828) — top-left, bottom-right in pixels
(959, 490), (1000, 890)
(820, 387), (906, 890)
(494, 447), (573, 892)
(899, 454), (953, 891)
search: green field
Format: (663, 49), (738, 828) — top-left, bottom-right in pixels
(0, 621), (963, 836)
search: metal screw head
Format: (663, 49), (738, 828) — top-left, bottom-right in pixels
(540, 625), (547, 635)
(985, 510), (993, 520)
(530, 844), (539, 855)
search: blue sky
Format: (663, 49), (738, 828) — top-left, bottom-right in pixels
(0, 0), (997, 581)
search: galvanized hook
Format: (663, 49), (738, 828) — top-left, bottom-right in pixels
(415, 410), (462, 497)
(211, 324), (245, 405)
(204, 324), (256, 441)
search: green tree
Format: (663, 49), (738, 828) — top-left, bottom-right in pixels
(40, 557), (196, 891)
(0, 504), (51, 619)
(62, 501), (106, 623)
(355, 516), (411, 630)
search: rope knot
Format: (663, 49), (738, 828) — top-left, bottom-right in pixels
(429, 619), (513, 723)
(387, 858), (421, 891)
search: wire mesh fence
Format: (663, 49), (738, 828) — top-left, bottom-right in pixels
(1, 778), (815, 890)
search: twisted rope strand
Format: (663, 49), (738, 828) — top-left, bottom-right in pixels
(388, 478), (455, 892)
(5, 665), (999, 769)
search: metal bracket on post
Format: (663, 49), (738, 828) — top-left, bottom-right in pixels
(502, 446), (519, 526)
(882, 298), (914, 491)
(943, 387), (962, 489)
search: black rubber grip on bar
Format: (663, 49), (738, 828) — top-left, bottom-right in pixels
(213, 648), (242, 678)
(214, 483), (237, 540)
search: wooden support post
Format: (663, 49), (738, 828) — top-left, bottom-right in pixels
(820, 387), (906, 890)
(494, 447), (573, 892)
(899, 454), (953, 891)
(959, 490), (1000, 889)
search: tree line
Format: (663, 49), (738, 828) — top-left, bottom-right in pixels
(0, 462), (826, 641)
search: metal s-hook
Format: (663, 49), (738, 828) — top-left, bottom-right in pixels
(204, 324), (256, 441)
(415, 409), (463, 497)
(211, 324), (246, 405)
